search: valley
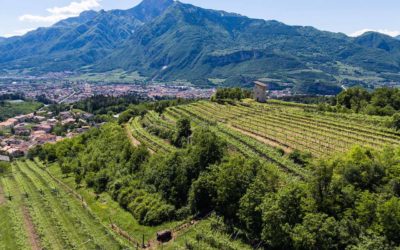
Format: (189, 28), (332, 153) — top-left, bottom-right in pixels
(0, 80), (215, 105)
(2, 91), (400, 249)
(1, 0), (400, 94)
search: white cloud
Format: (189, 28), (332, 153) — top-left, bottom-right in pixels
(3, 28), (35, 38)
(350, 29), (400, 37)
(19, 0), (101, 23)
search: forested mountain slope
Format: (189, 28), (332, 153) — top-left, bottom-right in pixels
(1, 0), (400, 93)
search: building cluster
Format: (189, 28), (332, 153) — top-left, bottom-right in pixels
(0, 81), (216, 104)
(147, 85), (216, 99)
(0, 110), (93, 159)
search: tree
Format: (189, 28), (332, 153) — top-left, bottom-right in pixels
(291, 213), (340, 250)
(118, 107), (147, 124)
(377, 197), (400, 244)
(213, 88), (251, 101)
(289, 150), (312, 167)
(189, 172), (217, 215)
(93, 170), (110, 194)
(0, 161), (11, 175)
(144, 128), (226, 209)
(239, 164), (280, 238)
(391, 113), (400, 131)
(173, 118), (192, 147)
(348, 233), (391, 250)
(337, 146), (385, 191)
(210, 156), (258, 220)
(337, 87), (371, 113)
(144, 152), (190, 207)
(261, 183), (313, 248)
(60, 162), (72, 178)
(186, 128), (226, 178)
(129, 145), (150, 173)
(354, 191), (378, 228)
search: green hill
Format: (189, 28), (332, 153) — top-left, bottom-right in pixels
(19, 97), (400, 249)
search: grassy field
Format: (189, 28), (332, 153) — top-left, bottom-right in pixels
(0, 101), (43, 122)
(68, 70), (147, 83)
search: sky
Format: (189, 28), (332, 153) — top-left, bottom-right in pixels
(1, 0), (399, 38)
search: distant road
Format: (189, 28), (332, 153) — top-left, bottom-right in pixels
(59, 91), (77, 104)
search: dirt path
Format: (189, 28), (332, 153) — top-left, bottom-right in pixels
(22, 206), (42, 250)
(146, 213), (213, 250)
(124, 124), (156, 154)
(0, 184), (5, 205)
(0, 182), (6, 206)
(144, 219), (200, 250)
(125, 124), (141, 147)
(228, 124), (293, 154)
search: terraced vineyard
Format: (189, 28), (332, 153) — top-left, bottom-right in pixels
(164, 216), (252, 250)
(0, 160), (129, 250)
(173, 100), (400, 156)
(128, 116), (175, 154)
(126, 99), (400, 180)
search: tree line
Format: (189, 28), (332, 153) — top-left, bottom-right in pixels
(314, 87), (400, 130)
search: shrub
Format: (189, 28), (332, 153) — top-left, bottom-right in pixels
(0, 161), (11, 175)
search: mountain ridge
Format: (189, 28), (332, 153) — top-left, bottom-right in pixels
(1, 0), (400, 94)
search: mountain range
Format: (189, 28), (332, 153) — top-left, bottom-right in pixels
(1, 0), (400, 94)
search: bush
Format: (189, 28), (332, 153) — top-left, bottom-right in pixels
(127, 193), (175, 225)
(0, 161), (11, 175)
(391, 113), (400, 131)
(212, 88), (251, 102)
(288, 149), (312, 167)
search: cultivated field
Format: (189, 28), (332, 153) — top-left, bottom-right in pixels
(3, 99), (400, 250)
(128, 99), (400, 180)
(1, 159), (248, 250)
(0, 160), (128, 250)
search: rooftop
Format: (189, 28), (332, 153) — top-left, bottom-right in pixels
(0, 155), (10, 162)
(254, 81), (267, 88)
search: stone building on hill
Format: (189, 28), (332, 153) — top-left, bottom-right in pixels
(0, 155), (10, 162)
(254, 81), (267, 103)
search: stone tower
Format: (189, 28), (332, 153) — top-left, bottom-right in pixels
(254, 81), (267, 103)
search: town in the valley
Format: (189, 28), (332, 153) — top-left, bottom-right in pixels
(0, 80), (216, 104)
(0, 79), (218, 161)
(0, 109), (94, 161)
